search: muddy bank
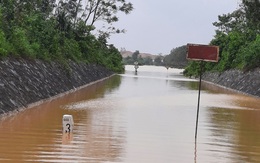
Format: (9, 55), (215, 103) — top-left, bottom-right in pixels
(202, 68), (260, 97)
(0, 58), (114, 115)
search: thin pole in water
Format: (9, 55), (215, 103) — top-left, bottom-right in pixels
(195, 61), (203, 140)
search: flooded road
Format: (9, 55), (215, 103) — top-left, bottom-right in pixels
(0, 65), (259, 162)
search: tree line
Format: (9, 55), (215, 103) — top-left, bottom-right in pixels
(163, 45), (188, 69)
(0, 0), (133, 73)
(184, 0), (260, 77)
(123, 50), (165, 66)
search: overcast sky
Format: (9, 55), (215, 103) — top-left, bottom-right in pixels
(107, 0), (239, 55)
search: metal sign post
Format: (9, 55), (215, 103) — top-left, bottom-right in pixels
(195, 61), (203, 140)
(187, 43), (219, 140)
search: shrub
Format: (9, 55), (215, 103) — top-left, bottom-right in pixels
(10, 28), (36, 58)
(0, 30), (10, 57)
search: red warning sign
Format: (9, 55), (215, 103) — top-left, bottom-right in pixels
(187, 44), (219, 62)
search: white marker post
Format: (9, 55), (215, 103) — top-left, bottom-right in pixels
(134, 61), (139, 73)
(62, 115), (74, 133)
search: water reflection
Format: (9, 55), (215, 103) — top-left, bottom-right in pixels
(194, 141), (198, 163)
(169, 80), (199, 90)
(62, 133), (73, 144)
(206, 106), (260, 163)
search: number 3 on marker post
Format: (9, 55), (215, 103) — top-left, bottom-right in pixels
(62, 115), (74, 133)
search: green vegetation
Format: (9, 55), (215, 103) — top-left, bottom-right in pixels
(153, 56), (164, 66)
(163, 45), (188, 69)
(123, 50), (164, 66)
(0, 0), (133, 73)
(123, 50), (140, 65)
(184, 0), (260, 76)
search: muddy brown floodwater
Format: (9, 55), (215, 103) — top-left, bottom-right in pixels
(0, 65), (259, 163)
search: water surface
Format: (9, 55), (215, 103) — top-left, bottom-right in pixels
(0, 65), (259, 162)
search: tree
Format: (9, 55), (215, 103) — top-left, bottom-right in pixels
(123, 56), (134, 65)
(184, 0), (260, 77)
(239, 34), (260, 70)
(213, 9), (246, 34)
(163, 45), (188, 68)
(242, 0), (260, 33)
(154, 56), (163, 66)
(213, 0), (260, 39)
(0, 0), (132, 73)
(132, 50), (139, 61)
(55, 0), (134, 37)
(85, 0), (133, 32)
(143, 56), (153, 65)
(137, 56), (144, 65)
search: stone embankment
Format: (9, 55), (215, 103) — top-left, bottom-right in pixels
(202, 68), (260, 97)
(0, 58), (113, 115)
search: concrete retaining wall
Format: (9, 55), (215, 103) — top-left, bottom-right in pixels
(202, 68), (260, 97)
(0, 58), (113, 115)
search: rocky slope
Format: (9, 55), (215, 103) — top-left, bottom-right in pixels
(0, 58), (113, 115)
(202, 68), (260, 97)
